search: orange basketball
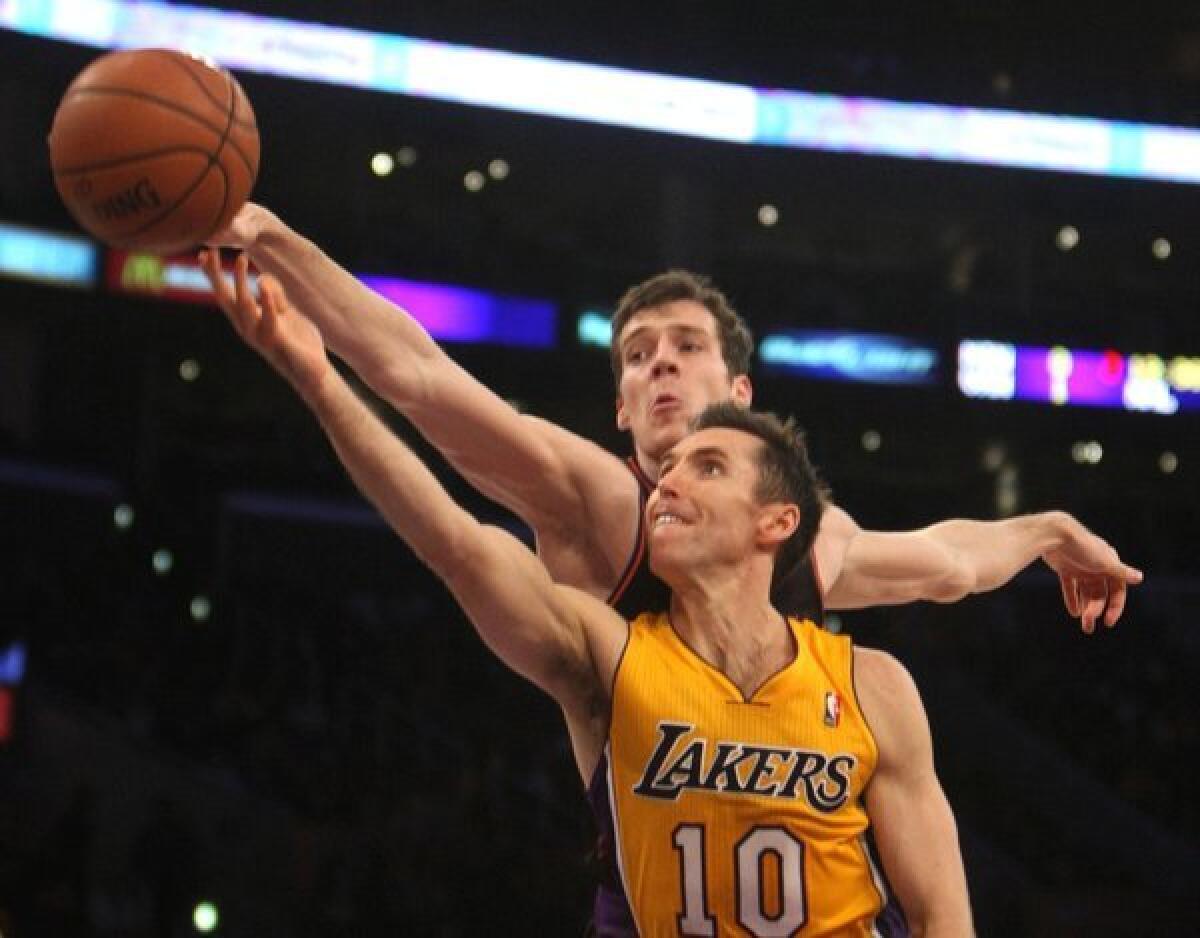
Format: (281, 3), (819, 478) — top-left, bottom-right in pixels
(47, 48), (260, 254)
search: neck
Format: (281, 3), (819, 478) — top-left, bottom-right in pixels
(668, 565), (793, 698)
(634, 447), (662, 484)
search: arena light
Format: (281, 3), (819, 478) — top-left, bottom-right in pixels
(4, 1), (1200, 183)
(370, 152), (395, 176)
(151, 548), (174, 575)
(192, 900), (219, 933)
(113, 503), (135, 530)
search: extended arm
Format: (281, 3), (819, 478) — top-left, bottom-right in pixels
(211, 263), (623, 718)
(817, 506), (1142, 632)
(200, 231), (639, 595)
(856, 649), (974, 938)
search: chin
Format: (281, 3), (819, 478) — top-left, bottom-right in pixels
(647, 546), (686, 583)
(647, 422), (688, 454)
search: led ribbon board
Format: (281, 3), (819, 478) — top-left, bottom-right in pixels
(0, 222), (97, 287)
(759, 331), (940, 387)
(106, 248), (246, 302)
(3, 0), (1199, 183)
(958, 340), (1200, 414)
(103, 249), (557, 346)
(358, 276), (556, 348)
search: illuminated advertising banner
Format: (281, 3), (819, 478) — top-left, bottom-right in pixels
(0, 222), (97, 287)
(957, 340), (1200, 414)
(4, 1), (1200, 183)
(360, 276), (556, 348)
(106, 248), (234, 302)
(105, 251), (557, 347)
(759, 331), (940, 387)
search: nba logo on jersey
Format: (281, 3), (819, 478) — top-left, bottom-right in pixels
(823, 690), (841, 727)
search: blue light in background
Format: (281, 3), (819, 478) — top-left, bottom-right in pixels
(0, 641), (26, 686)
(0, 222), (97, 287)
(759, 331), (940, 386)
(576, 311), (612, 348)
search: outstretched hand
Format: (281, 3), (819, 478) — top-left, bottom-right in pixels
(1042, 519), (1143, 633)
(199, 249), (331, 398)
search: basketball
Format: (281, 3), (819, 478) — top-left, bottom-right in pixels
(47, 48), (260, 254)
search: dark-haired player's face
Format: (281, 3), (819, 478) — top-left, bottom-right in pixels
(645, 427), (765, 580)
(615, 301), (750, 472)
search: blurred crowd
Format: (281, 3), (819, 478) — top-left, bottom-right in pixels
(0, 455), (1196, 937)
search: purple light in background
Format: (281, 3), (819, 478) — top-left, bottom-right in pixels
(358, 275), (556, 348)
(1013, 346), (1126, 407)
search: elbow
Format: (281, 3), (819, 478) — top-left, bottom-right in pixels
(413, 519), (480, 586)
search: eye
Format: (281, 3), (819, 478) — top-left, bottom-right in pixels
(701, 460), (722, 477)
(679, 339), (701, 352)
(626, 348), (646, 364)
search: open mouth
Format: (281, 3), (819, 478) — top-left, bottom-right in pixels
(650, 395), (681, 416)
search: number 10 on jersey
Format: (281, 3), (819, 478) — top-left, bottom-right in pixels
(673, 823), (808, 936)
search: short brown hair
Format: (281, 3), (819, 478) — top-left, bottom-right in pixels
(609, 270), (754, 385)
(691, 401), (829, 576)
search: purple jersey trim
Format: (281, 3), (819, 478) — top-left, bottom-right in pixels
(585, 750), (637, 936)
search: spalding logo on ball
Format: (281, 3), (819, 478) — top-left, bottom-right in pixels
(48, 48), (260, 255)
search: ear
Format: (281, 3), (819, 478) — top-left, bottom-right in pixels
(756, 502), (800, 551)
(730, 374), (753, 407)
(616, 394), (631, 431)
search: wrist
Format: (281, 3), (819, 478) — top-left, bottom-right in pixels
(242, 203), (280, 251)
(296, 361), (340, 413)
(1037, 510), (1074, 554)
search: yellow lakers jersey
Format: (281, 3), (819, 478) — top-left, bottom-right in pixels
(605, 613), (892, 937)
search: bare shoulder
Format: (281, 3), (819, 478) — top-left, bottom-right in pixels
(524, 416), (636, 481)
(523, 415), (644, 590)
(812, 501), (858, 592)
(852, 647), (930, 764)
(852, 645), (916, 695)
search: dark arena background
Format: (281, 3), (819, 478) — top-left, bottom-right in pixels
(1, 3), (1198, 935)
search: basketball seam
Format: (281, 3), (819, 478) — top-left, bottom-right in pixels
(53, 145), (225, 177)
(113, 157), (219, 246)
(61, 87), (258, 177)
(161, 51), (257, 132)
(131, 160), (231, 249)
(122, 80), (235, 248)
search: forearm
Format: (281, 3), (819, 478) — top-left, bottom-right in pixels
(244, 211), (595, 526)
(301, 370), (473, 573)
(247, 210), (441, 395)
(302, 371), (588, 690)
(924, 511), (1070, 595)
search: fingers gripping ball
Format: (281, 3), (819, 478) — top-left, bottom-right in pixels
(48, 48), (260, 254)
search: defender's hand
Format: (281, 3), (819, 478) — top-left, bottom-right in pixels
(200, 249), (332, 398)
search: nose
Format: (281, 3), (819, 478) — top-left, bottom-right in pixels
(649, 338), (679, 378)
(655, 463), (682, 498)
